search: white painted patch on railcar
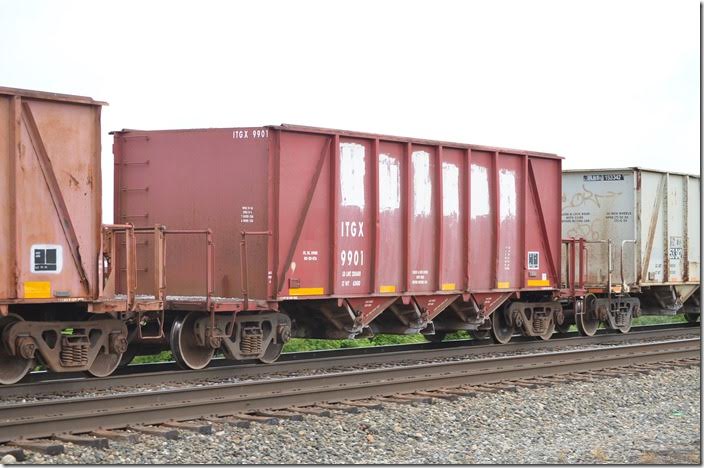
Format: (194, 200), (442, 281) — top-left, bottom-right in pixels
(378, 153), (400, 212)
(442, 162), (459, 217)
(471, 164), (490, 218)
(339, 142), (366, 209)
(412, 150), (432, 217)
(499, 168), (517, 221)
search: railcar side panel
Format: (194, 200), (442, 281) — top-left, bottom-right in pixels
(0, 88), (103, 302)
(115, 125), (563, 309)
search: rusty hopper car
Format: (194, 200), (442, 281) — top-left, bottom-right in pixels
(113, 124), (568, 369)
(0, 87), (158, 383)
(562, 168), (700, 334)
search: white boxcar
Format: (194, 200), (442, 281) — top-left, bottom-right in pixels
(562, 167), (700, 315)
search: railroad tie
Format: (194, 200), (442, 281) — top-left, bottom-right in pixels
(290, 406), (332, 417)
(509, 381), (542, 389)
(517, 377), (559, 385)
(540, 376), (572, 383)
(475, 384), (519, 393)
(162, 419), (213, 434)
(315, 403), (361, 413)
(9, 439), (64, 456)
(378, 396), (418, 405)
(339, 400), (385, 410)
(440, 388), (479, 397)
(227, 413), (280, 425)
(391, 394), (435, 404)
(585, 370), (625, 378)
(203, 416), (251, 428)
(91, 429), (139, 443)
(413, 390), (460, 400)
(565, 374), (595, 382)
(623, 367), (653, 374)
(0, 447), (25, 462)
(53, 433), (109, 449)
(128, 425), (179, 440)
(254, 410), (304, 421)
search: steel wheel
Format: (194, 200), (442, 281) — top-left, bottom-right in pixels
(117, 344), (139, 368)
(424, 332), (447, 343)
(538, 319), (555, 341)
(170, 312), (214, 370)
(616, 313), (632, 334)
(576, 296), (599, 337)
(685, 313), (699, 323)
(258, 341), (284, 364)
(87, 349), (123, 377)
(469, 328), (491, 340)
(86, 315), (124, 377)
(0, 314), (34, 385)
(555, 318), (572, 334)
(490, 307), (514, 344)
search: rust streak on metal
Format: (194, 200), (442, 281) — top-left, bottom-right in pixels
(527, 159), (558, 283)
(640, 175), (665, 282)
(21, 102), (90, 290)
(276, 138), (331, 294)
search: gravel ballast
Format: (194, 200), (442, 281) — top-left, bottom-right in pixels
(17, 365), (700, 464)
(4, 331), (696, 405)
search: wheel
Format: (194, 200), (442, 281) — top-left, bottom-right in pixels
(258, 341), (284, 364)
(117, 344), (139, 368)
(469, 329), (491, 340)
(685, 313), (699, 323)
(491, 307), (515, 344)
(117, 325), (139, 368)
(555, 320), (571, 334)
(537, 318), (555, 341)
(170, 312), (214, 370)
(424, 332), (447, 343)
(87, 349), (123, 377)
(0, 314), (34, 385)
(616, 313), (632, 334)
(86, 315), (124, 378)
(576, 296), (599, 337)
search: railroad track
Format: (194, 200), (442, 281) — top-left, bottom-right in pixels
(0, 334), (698, 457)
(5, 323), (698, 400)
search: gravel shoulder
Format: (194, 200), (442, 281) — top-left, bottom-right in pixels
(18, 365), (700, 464)
(4, 332), (696, 405)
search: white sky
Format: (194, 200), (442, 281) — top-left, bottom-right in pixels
(0, 0), (700, 222)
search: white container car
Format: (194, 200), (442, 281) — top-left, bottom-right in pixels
(562, 168), (700, 333)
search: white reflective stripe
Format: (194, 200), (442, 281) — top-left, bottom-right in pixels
(412, 150), (432, 216)
(340, 142), (366, 208)
(471, 164), (490, 218)
(379, 153), (400, 212)
(442, 161), (459, 217)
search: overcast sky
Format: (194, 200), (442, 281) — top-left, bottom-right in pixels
(0, 0), (699, 221)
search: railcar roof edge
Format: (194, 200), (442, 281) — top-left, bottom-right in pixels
(0, 86), (107, 106)
(564, 167), (700, 178)
(111, 124), (562, 160)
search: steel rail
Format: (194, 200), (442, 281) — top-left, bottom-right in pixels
(1, 324), (698, 399)
(0, 338), (698, 442)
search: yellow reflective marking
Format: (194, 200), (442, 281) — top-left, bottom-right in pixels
(527, 279), (551, 287)
(496, 281), (510, 289)
(441, 283), (456, 291)
(24, 281), (51, 299)
(379, 285), (396, 293)
(288, 287), (324, 296)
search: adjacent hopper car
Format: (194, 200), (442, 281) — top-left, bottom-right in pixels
(112, 124), (565, 368)
(0, 87), (137, 383)
(562, 168), (700, 334)
(0, 86), (699, 383)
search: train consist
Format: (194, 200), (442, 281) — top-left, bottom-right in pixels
(0, 86), (699, 383)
